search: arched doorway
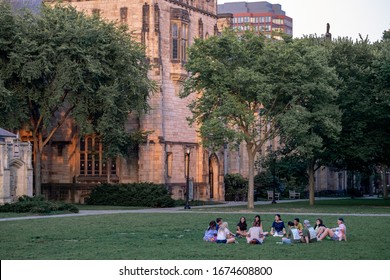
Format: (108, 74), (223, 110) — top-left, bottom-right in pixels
(9, 159), (24, 201)
(209, 154), (220, 200)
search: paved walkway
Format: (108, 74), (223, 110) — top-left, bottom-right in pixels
(1, 197), (389, 222)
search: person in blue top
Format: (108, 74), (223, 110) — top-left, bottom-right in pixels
(203, 220), (218, 242)
(270, 214), (286, 237)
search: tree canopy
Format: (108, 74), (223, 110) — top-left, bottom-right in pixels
(0, 2), (155, 193)
(181, 30), (340, 207)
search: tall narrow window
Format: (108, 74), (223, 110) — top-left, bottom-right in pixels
(172, 23), (179, 60)
(154, 4), (160, 32)
(181, 24), (188, 62)
(120, 7), (128, 22)
(198, 18), (203, 39)
(170, 8), (190, 63)
(166, 152), (173, 178)
(142, 3), (150, 32)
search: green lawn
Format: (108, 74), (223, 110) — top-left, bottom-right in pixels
(195, 198), (390, 214)
(1, 199), (390, 260)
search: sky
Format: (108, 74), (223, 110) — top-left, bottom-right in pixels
(218, 0), (390, 42)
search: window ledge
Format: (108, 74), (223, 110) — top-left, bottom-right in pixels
(76, 175), (119, 183)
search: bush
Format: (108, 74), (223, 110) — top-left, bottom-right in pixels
(254, 172), (274, 199)
(0, 196), (79, 213)
(86, 182), (175, 208)
(224, 174), (248, 201)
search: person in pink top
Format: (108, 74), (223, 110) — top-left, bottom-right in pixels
(317, 217), (347, 241)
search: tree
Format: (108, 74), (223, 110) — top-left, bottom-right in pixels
(0, 2), (155, 194)
(327, 37), (390, 198)
(181, 30), (339, 208)
(372, 39), (390, 198)
(277, 38), (341, 205)
(328, 38), (378, 173)
(383, 29), (390, 41)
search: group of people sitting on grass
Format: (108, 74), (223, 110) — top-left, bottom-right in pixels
(203, 214), (347, 244)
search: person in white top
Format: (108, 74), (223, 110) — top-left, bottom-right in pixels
(317, 217), (347, 241)
(246, 222), (265, 244)
(216, 222), (236, 244)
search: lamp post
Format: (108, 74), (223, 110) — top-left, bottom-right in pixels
(184, 146), (191, 209)
(269, 145), (277, 204)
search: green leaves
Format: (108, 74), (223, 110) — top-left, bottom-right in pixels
(0, 2), (154, 157)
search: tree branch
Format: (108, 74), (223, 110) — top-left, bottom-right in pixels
(42, 105), (75, 147)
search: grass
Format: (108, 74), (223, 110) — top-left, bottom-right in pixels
(195, 198), (390, 214)
(1, 199), (390, 260)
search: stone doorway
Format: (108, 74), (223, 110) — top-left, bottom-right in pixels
(209, 154), (220, 200)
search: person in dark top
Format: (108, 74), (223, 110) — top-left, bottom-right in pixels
(270, 214), (286, 237)
(236, 216), (247, 237)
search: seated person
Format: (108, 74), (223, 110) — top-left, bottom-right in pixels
(317, 218), (347, 242)
(203, 220), (218, 242)
(236, 216), (248, 237)
(253, 215), (268, 236)
(270, 214), (286, 237)
(314, 218), (326, 238)
(300, 220), (317, 243)
(216, 222), (236, 244)
(293, 218), (303, 232)
(216, 217), (223, 230)
(282, 221), (301, 244)
(246, 222), (265, 244)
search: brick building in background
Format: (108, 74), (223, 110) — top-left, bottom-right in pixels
(217, 1), (292, 37)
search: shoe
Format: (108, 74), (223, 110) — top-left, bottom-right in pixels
(235, 240), (239, 244)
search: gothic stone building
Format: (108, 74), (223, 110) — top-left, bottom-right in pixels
(13, 1), (346, 203)
(34, 0), (232, 203)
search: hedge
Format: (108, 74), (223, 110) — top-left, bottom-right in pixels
(0, 195), (79, 213)
(86, 182), (175, 208)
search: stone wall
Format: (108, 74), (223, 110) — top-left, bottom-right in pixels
(0, 140), (33, 204)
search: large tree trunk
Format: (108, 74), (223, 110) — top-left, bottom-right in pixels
(33, 132), (43, 196)
(308, 161), (315, 206)
(246, 143), (255, 209)
(383, 168), (389, 199)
